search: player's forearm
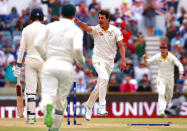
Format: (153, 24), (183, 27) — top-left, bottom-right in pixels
(118, 42), (126, 62)
(17, 50), (25, 64)
(77, 21), (92, 33)
(178, 63), (184, 75)
(17, 38), (26, 64)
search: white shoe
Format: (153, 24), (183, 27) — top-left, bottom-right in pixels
(97, 105), (108, 116)
(85, 105), (92, 121)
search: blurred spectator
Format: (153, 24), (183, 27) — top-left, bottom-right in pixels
(0, 0), (9, 23)
(21, 8), (31, 25)
(0, 68), (5, 87)
(0, 50), (6, 68)
(167, 0), (179, 14)
(76, 78), (88, 93)
(134, 61), (149, 83)
(121, 0), (131, 20)
(86, 70), (97, 92)
(88, 0), (100, 12)
(182, 71), (187, 92)
(108, 73), (120, 92)
(111, 8), (121, 21)
(180, 20), (187, 39)
(137, 74), (152, 92)
(170, 32), (185, 50)
(0, 22), (5, 31)
(77, 1), (89, 23)
(121, 22), (132, 52)
(120, 75), (136, 92)
(48, 0), (62, 22)
(167, 15), (180, 28)
(178, 7), (186, 25)
(134, 34), (145, 60)
(4, 49), (15, 66)
(88, 8), (98, 26)
(84, 57), (95, 72)
(143, 0), (157, 36)
(166, 23), (178, 50)
(13, 44), (19, 60)
(127, 18), (138, 36)
(4, 60), (17, 84)
(166, 7), (175, 27)
(15, 17), (25, 31)
(123, 59), (134, 78)
(74, 65), (86, 85)
(29, 0), (41, 9)
(7, 7), (20, 26)
(2, 39), (14, 53)
(114, 17), (123, 28)
(131, 0), (143, 32)
(112, 60), (123, 80)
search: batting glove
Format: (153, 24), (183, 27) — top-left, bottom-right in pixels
(13, 64), (22, 77)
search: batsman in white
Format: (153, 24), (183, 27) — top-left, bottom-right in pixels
(74, 10), (126, 120)
(143, 43), (184, 118)
(34, 4), (85, 131)
(13, 8), (45, 124)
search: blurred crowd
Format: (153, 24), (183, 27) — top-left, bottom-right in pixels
(0, 0), (187, 93)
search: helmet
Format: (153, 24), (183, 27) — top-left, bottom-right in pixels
(30, 8), (44, 21)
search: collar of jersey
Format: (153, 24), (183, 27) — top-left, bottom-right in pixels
(100, 24), (112, 33)
(161, 56), (168, 60)
(60, 17), (74, 23)
(102, 29), (108, 32)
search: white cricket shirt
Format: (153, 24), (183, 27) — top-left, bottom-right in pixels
(146, 52), (184, 79)
(34, 18), (84, 66)
(90, 24), (123, 60)
(17, 22), (45, 64)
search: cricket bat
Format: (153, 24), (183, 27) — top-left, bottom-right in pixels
(16, 77), (24, 118)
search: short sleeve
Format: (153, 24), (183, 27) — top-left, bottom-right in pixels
(89, 26), (97, 35)
(116, 28), (123, 42)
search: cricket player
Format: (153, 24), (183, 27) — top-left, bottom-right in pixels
(13, 8), (45, 124)
(74, 10), (126, 120)
(143, 43), (184, 118)
(34, 4), (85, 131)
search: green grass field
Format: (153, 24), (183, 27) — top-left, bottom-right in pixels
(0, 118), (187, 131)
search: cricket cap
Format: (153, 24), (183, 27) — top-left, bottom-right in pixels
(61, 4), (76, 18)
(160, 43), (168, 48)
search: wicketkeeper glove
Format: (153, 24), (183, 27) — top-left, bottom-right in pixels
(12, 63), (22, 77)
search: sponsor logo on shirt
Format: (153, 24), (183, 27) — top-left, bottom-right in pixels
(108, 31), (113, 36)
(99, 32), (103, 36)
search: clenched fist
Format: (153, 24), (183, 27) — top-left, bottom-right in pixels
(74, 17), (80, 24)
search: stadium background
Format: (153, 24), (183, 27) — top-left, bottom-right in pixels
(0, 0), (187, 118)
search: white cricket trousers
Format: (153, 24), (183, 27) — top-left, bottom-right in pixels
(157, 76), (174, 115)
(87, 55), (114, 108)
(39, 59), (75, 112)
(25, 58), (44, 120)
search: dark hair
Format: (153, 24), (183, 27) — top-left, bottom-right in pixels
(61, 4), (76, 18)
(98, 10), (110, 19)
